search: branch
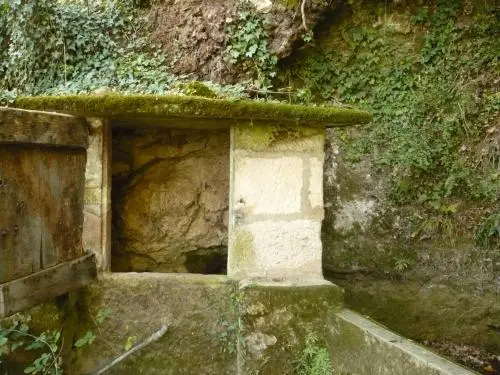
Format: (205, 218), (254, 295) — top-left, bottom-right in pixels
(89, 325), (168, 375)
(301, 0), (308, 31)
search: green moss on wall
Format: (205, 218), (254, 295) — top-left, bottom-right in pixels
(233, 123), (324, 152)
(335, 279), (500, 354)
(178, 81), (217, 98)
(230, 229), (256, 272)
(278, 0), (299, 10)
(239, 283), (344, 374)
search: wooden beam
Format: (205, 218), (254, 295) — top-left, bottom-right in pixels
(0, 108), (88, 149)
(0, 253), (97, 318)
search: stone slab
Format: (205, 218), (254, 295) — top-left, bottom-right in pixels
(308, 156), (324, 210)
(329, 309), (479, 375)
(82, 118), (111, 271)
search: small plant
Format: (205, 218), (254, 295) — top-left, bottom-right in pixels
(225, 7), (278, 90)
(475, 212), (500, 248)
(294, 333), (332, 375)
(0, 317), (63, 374)
(393, 257), (413, 273)
(0, 308), (110, 374)
(301, 30), (314, 44)
(217, 291), (246, 354)
(216, 318), (240, 354)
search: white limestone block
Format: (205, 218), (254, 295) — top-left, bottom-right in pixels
(233, 157), (303, 215)
(308, 157), (324, 210)
(228, 219), (323, 280)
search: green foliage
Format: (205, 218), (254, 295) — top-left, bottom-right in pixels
(0, 0), (177, 104)
(0, 317), (62, 374)
(0, 308), (109, 374)
(225, 5), (278, 90)
(283, 1), (499, 211)
(96, 308), (112, 324)
(294, 333), (332, 375)
(393, 257), (413, 273)
(475, 212), (500, 248)
(74, 331), (96, 348)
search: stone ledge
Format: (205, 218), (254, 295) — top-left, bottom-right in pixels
(13, 94), (372, 128)
(329, 309), (479, 375)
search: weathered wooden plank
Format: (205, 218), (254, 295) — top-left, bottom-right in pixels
(0, 108), (88, 149)
(0, 148), (42, 283)
(38, 148), (87, 266)
(0, 146), (86, 282)
(0, 253), (97, 318)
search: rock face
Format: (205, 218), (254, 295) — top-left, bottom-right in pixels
(147, 0), (338, 82)
(111, 128), (229, 273)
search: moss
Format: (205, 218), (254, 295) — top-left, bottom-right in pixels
(279, 0), (299, 9)
(178, 81), (217, 98)
(14, 94), (372, 128)
(230, 229), (255, 271)
(234, 123), (324, 152)
(239, 283), (344, 375)
(70, 273), (238, 374)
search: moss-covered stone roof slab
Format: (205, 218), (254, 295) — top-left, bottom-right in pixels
(14, 94), (372, 129)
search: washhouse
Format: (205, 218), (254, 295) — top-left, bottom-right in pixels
(3, 94), (478, 374)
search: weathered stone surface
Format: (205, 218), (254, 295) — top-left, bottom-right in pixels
(147, 0), (339, 82)
(233, 156), (304, 215)
(308, 156), (324, 210)
(112, 128), (229, 273)
(70, 273), (238, 375)
(232, 124), (325, 153)
(238, 280), (344, 375)
(322, 127), (500, 354)
(336, 279), (500, 354)
(83, 118), (111, 271)
(229, 220), (323, 280)
(329, 309), (477, 375)
(229, 123), (325, 280)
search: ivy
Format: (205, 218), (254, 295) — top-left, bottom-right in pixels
(283, 0), (500, 210)
(0, 0), (178, 103)
(225, 6), (278, 91)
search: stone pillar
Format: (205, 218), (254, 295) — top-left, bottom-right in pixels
(228, 123), (325, 281)
(83, 118), (111, 271)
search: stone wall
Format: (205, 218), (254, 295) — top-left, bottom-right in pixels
(111, 127), (230, 273)
(322, 127), (500, 354)
(228, 124), (325, 280)
(68, 274), (474, 375)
